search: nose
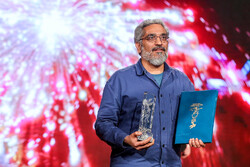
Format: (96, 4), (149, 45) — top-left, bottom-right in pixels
(155, 36), (163, 45)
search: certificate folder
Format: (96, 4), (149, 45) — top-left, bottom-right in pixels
(174, 90), (218, 144)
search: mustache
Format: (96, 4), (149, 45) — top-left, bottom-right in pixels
(152, 46), (166, 51)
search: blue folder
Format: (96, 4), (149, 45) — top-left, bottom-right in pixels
(174, 90), (218, 144)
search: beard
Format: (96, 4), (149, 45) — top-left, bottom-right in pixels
(141, 46), (168, 67)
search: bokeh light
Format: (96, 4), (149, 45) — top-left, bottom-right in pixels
(0, 0), (249, 166)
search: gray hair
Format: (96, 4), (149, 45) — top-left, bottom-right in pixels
(134, 19), (169, 43)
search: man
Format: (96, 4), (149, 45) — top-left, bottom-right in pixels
(95, 19), (205, 166)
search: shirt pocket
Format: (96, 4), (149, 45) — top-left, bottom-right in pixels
(130, 102), (142, 134)
(169, 94), (181, 121)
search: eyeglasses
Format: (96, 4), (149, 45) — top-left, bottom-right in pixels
(140, 34), (169, 43)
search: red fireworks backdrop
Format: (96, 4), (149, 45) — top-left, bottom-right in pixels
(0, 0), (249, 166)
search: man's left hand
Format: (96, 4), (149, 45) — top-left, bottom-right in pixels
(189, 138), (205, 148)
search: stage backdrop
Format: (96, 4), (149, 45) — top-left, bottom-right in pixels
(0, 0), (249, 166)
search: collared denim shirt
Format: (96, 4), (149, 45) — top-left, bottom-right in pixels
(95, 59), (194, 167)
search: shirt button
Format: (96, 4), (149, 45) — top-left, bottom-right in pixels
(162, 110), (164, 114)
(160, 94), (163, 97)
(162, 161), (164, 164)
(162, 144), (165, 148)
(163, 127), (165, 130)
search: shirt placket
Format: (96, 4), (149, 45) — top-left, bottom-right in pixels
(159, 87), (168, 166)
(159, 73), (172, 166)
(144, 66), (172, 166)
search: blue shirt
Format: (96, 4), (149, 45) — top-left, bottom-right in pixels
(95, 59), (194, 167)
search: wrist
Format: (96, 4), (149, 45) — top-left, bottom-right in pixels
(123, 135), (130, 147)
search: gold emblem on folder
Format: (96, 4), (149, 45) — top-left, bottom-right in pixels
(189, 103), (203, 129)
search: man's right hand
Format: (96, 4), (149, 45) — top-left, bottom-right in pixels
(123, 131), (154, 150)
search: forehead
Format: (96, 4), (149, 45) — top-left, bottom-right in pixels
(143, 24), (166, 35)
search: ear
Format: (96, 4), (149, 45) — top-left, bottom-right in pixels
(135, 42), (142, 55)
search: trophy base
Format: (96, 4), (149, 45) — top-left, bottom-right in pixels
(137, 133), (153, 143)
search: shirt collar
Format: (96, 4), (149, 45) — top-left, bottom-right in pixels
(135, 58), (172, 76)
(135, 59), (144, 76)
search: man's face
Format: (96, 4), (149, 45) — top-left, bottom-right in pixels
(136, 24), (169, 67)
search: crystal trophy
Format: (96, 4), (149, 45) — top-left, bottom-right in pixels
(137, 92), (156, 142)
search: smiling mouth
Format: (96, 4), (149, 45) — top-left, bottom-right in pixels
(152, 47), (166, 52)
(154, 49), (164, 52)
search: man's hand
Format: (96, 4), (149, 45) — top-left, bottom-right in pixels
(123, 131), (154, 150)
(189, 138), (205, 148)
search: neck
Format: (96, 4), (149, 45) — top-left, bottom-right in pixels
(141, 58), (164, 74)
